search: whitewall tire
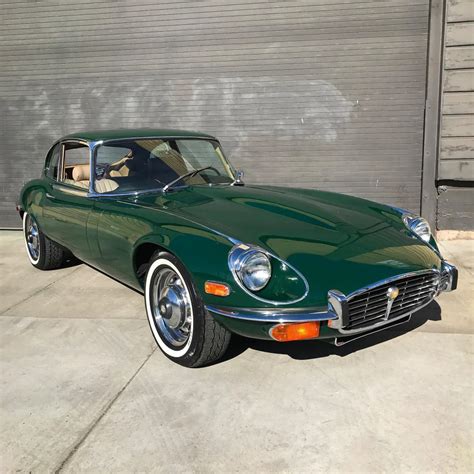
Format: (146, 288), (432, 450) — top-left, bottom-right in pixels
(144, 251), (231, 367)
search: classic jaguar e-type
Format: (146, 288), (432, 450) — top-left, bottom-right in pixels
(18, 129), (458, 367)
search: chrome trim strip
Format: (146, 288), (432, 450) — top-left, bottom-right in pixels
(87, 183), (235, 199)
(326, 289), (347, 329)
(87, 189), (160, 199)
(52, 183), (88, 197)
(206, 304), (335, 324)
(236, 305), (328, 315)
(60, 139), (90, 145)
(101, 136), (217, 145)
(88, 140), (104, 195)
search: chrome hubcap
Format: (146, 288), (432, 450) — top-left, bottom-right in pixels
(151, 268), (192, 347)
(26, 215), (40, 261)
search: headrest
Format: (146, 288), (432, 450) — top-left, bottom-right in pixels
(73, 164), (90, 182)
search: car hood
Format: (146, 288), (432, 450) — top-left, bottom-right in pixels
(131, 185), (441, 295)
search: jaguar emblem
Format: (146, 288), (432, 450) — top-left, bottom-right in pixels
(387, 286), (399, 300)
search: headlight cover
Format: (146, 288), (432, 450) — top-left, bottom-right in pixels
(403, 215), (431, 243)
(229, 245), (272, 291)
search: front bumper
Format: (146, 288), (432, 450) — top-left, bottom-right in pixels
(206, 261), (458, 341)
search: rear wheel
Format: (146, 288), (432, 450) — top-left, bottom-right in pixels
(23, 212), (68, 270)
(145, 252), (231, 367)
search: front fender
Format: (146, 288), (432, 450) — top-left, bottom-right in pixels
(130, 212), (309, 309)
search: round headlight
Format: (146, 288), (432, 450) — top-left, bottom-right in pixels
(404, 215), (431, 243)
(234, 249), (271, 291)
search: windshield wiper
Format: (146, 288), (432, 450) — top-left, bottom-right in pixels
(162, 166), (212, 193)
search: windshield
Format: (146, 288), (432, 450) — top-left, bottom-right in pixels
(93, 138), (235, 194)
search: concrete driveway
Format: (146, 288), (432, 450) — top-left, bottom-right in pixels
(1, 231), (473, 473)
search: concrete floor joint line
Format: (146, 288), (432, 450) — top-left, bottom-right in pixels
(53, 347), (157, 473)
(0, 266), (82, 316)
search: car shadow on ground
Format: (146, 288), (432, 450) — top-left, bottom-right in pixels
(61, 256), (82, 269)
(222, 301), (442, 362)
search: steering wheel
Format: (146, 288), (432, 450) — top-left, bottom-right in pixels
(95, 163), (111, 179)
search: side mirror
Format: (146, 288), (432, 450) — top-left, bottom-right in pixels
(234, 169), (244, 185)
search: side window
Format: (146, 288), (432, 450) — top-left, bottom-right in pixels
(62, 143), (90, 189)
(45, 144), (60, 180)
(94, 144), (133, 194)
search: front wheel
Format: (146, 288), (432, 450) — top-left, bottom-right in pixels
(145, 252), (231, 367)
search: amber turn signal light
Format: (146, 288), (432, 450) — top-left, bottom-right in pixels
(270, 321), (320, 342)
(205, 281), (230, 297)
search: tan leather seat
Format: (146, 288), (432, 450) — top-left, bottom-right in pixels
(109, 152), (134, 177)
(109, 169), (127, 178)
(72, 164), (118, 193)
(72, 164), (90, 183)
(95, 179), (119, 193)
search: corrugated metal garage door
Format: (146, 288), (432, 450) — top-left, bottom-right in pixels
(1, 0), (430, 228)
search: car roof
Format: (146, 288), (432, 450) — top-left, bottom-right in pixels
(61, 128), (217, 142)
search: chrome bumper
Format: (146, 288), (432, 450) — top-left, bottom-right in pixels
(207, 261), (458, 335)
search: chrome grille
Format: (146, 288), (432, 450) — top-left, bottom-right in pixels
(345, 271), (439, 331)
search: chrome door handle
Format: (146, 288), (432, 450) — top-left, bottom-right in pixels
(46, 193), (56, 200)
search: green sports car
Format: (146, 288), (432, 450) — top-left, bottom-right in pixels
(18, 129), (458, 367)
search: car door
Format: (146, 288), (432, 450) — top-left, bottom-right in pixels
(41, 140), (94, 260)
(87, 140), (155, 288)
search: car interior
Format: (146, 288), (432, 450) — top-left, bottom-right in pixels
(61, 143), (119, 193)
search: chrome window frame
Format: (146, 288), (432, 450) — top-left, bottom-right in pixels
(42, 138), (91, 196)
(43, 142), (61, 179)
(53, 138), (91, 190)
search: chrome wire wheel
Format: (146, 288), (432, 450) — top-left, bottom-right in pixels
(151, 266), (193, 348)
(24, 214), (40, 263)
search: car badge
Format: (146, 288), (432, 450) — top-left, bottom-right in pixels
(387, 286), (399, 300)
